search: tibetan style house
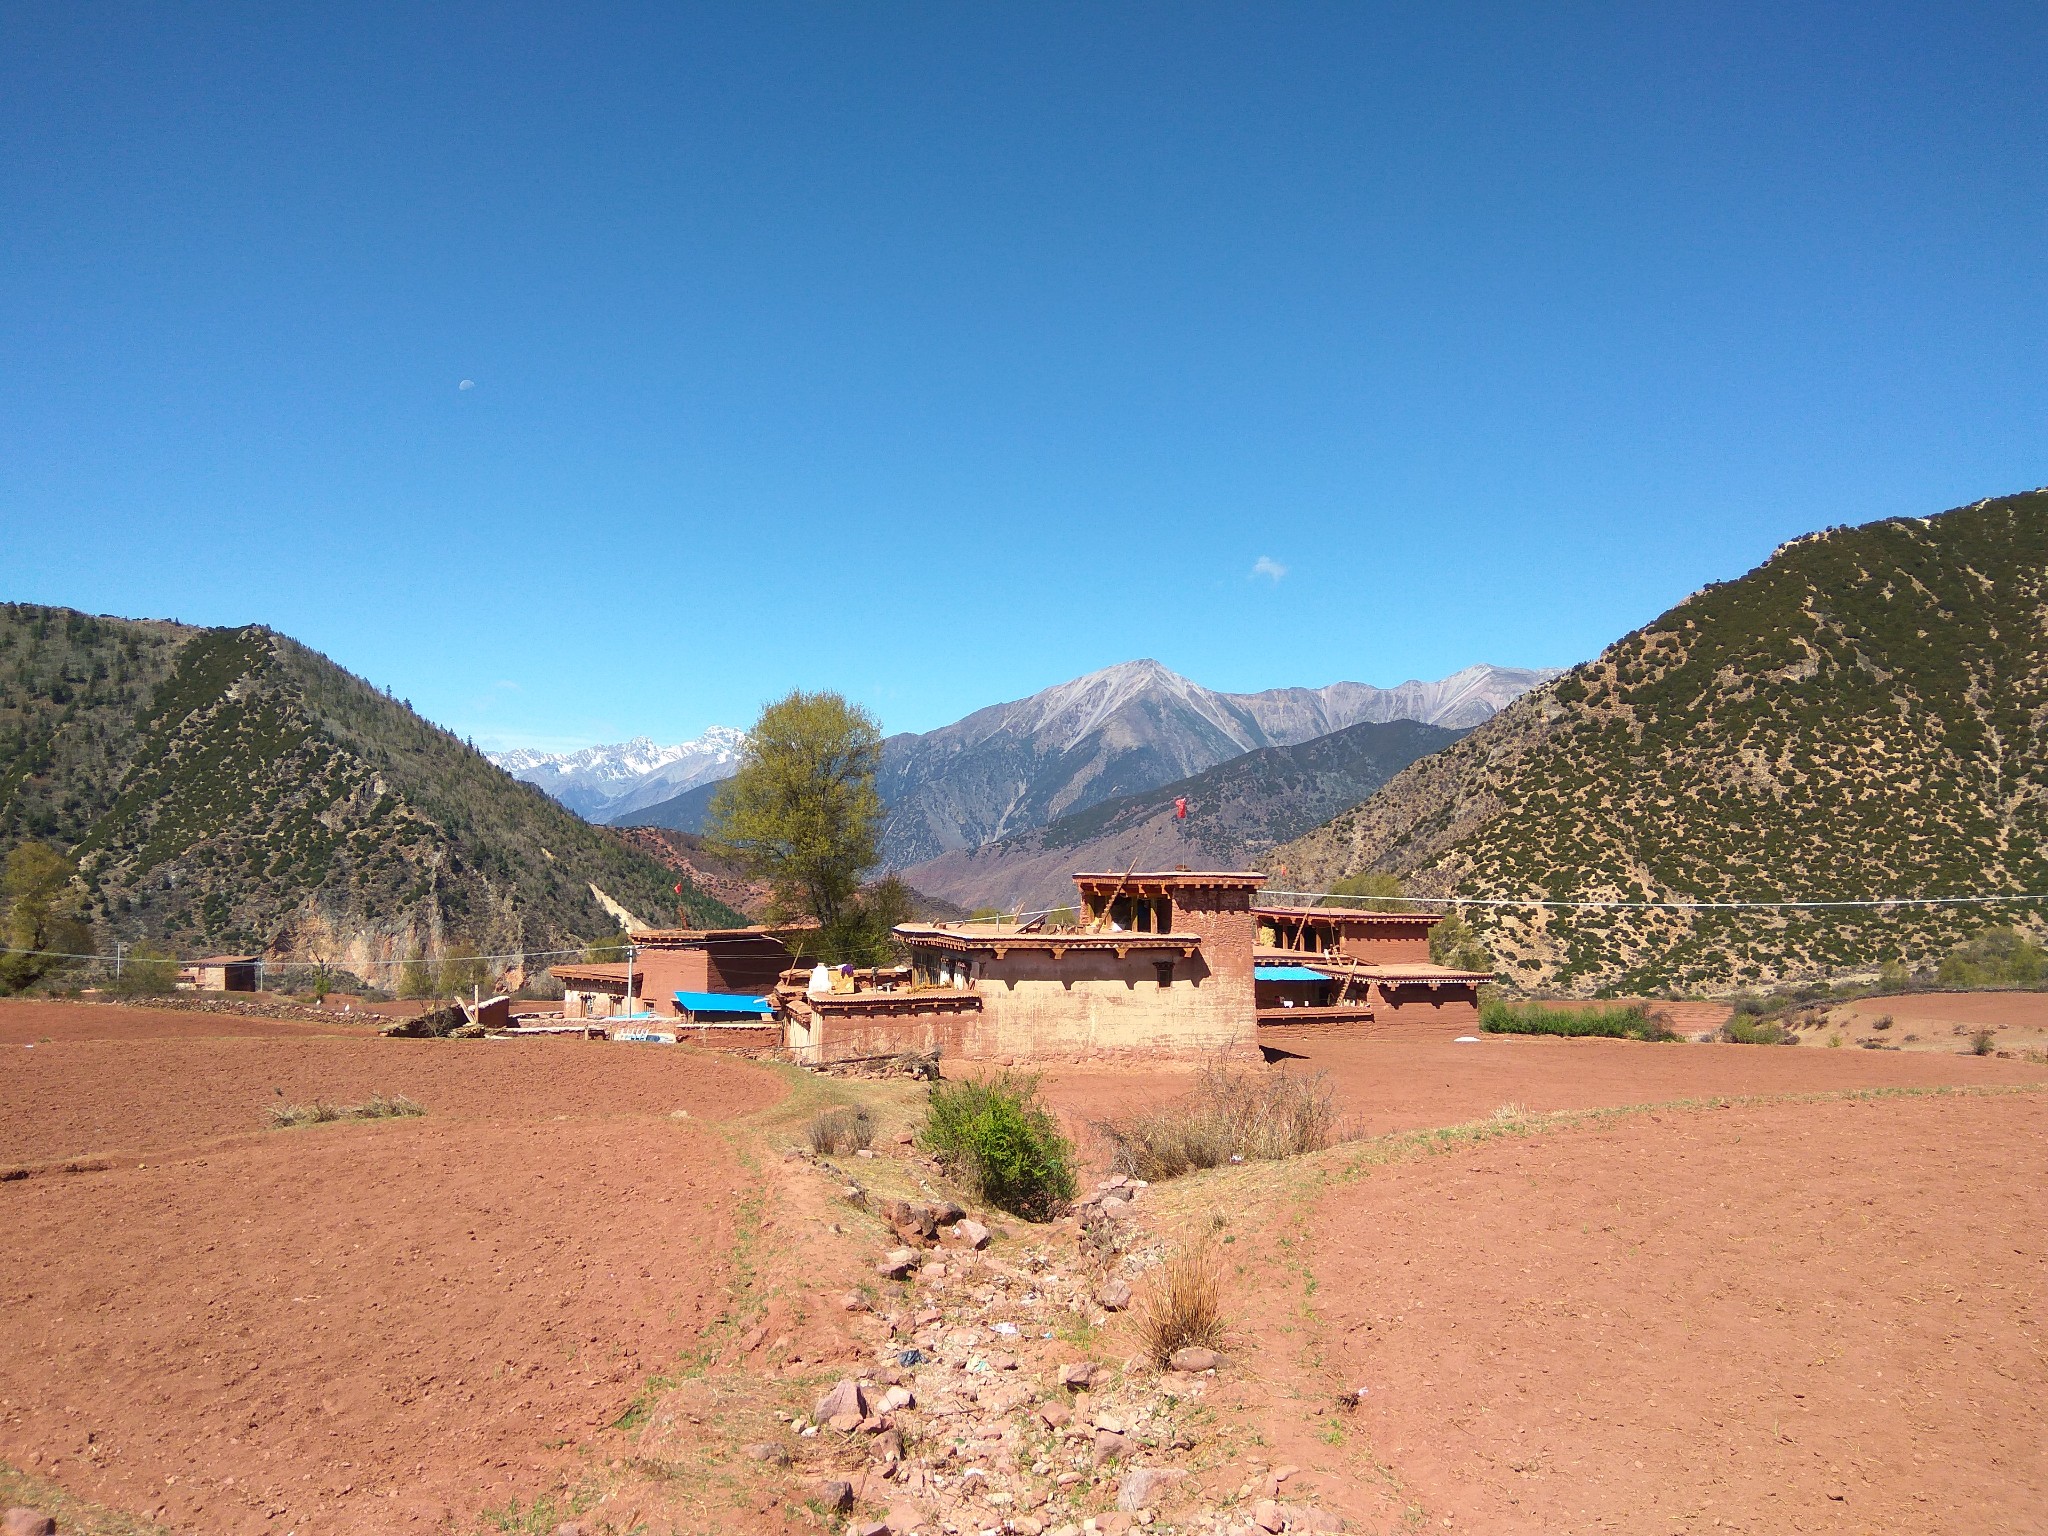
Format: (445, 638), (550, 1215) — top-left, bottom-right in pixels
(1253, 905), (1491, 1033)
(549, 924), (814, 1037)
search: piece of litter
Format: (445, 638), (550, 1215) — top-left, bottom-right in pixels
(1454, 1035), (1482, 1043)
(992, 1321), (1020, 1336)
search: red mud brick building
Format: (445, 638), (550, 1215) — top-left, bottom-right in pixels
(1253, 905), (1490, 1039)
(550, 924), (814, 1024)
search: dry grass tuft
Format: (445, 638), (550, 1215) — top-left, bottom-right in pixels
(267, 1094), (423, 1130)
(1094, 1064), (1341, 1181)
(805, 1104), (875, 1156)
(1134, 1237), (1227, 1366)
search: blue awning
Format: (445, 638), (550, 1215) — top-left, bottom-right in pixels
(673, 990), (776, 1015)
(1255, 964), (1333, 983)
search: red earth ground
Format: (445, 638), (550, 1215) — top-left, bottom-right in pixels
(1293, 1090), (2048, 1534)
(6, 996), (2048, 1535)
(0, 1000), (785, 1535)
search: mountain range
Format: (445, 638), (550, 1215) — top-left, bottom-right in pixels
(0, 605), (742, 985)
(616, 660), (1555, 872)
(490, 729), (744, 821)
(899, 717), (1469, 913)
(1274, 489), (2048, 995)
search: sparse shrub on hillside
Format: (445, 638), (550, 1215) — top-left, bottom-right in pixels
(806, 1104), (874, 1156)
(1721, 1016), (1796, 1045)
(104, 943), (178, 997)
(1939, 927), (2047, 989)
(1429, 910), (1495, 974)
(1134, 1237), (1227, 1367)
(1480, 999), (1677, 1041)
(921, 1072), (1076, 1222)
(1970, 1028), (1998, 1056)
(1094, 1066), (1341, 1181)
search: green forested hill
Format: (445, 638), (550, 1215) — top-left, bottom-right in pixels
(1275, 490), (2048, 994)
(0, 605), (741, 980)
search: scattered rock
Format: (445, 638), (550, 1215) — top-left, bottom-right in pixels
(813, 1479), (855, 1513)
(551, 1523), (588, 1536)
(876, 1247), (919, 1279)
(855, 1148), (877, 1159)
(872, 1426), (905, 1463)
(877, 1384), (915, 1412)
(919, 1261), (947, 1282)
(1283, 1507), (1346, 1532)
(828, 1410), (865, 1434)
(1252, 1498), (1285, 1532)
(1097, 1279), (1133, 1311)
(2, 1513), (55, 1536)
(842, 1291), (873, 1312)
(1167, 1346), (1222, 1373)
(1039, 1401), (1071, 1428)
(894, 1128), (916, 1145)
(739, 1325), (767, 1353)
(814, 1378), (868, 1424)
(741, 1442), (790, 1466)
(930, 1198), (967, 1224)
(1118, 1466), (1187, 1511)
(1094, 1412), (1125, 1434)
(954, 1218), (992, 1249)
(1092, 1429), (1128, 1464)
(1058, 1361), (1100, 1389)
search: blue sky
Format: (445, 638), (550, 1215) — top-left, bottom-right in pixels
(4, 3), (2042, 749)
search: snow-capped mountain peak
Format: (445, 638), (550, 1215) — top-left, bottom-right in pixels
(489, 727), (745, 821)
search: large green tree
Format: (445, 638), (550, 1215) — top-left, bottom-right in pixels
(1, 841), (92, 993)
(706, 690), (884, 931)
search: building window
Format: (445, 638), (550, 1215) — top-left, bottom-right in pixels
(1154, 960), (1174, 988)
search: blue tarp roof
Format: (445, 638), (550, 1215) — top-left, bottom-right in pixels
(673, 990), (775, 1015)
(1254, 964), (1332, 983)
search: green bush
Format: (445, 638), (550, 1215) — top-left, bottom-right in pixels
(104, 943), (178, 997)
(920, 1072), (1076, 1222)
(1479, 998), (1676, 1041)
(1721, 1015), (1797, 1045)
(1939, 927), (2047, 989)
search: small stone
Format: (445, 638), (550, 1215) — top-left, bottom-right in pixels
(1167, 1346), (1222, 1373)
(1040, 1401), (1072, 1428)
(920, 1261), (948, 1282)
(873, 1426), (905, 1463)
(988, 1352), (1019, 1371)
(1058, 1361), (1100, 1389)
(1252, 1499), (1285, 1533)
(1093, 1429), (1128, 1465)
(813, 1479), (855, 1513)
(3, 1516), (55, 1536)
(814, 1377), (868, 1423)
(1094, 1412), (1125, 1434)
(930, 1198), (967, 1223)
(828, 1410), (864, 1433)
(915, 1307), (944, 1326)
(852, 1523), (891, 1536)
(1097, 1514), (1135, 1535)
(842, 1291), (873, 1312)
(855, 1147), (877, 1159)
(1118, 1468), (1187, 1511)
(954, 1218), (992, 1249)
(739, 1325), (768, 1353)
(877, 1247), (919, 1279)
(895, 1128), (916, 1145)
(741, 1441), (791, 1465)
(552, 1523), (588, 1536)
(877, 1385), (915, 1412)
(1096, 1280), (1133, 1311)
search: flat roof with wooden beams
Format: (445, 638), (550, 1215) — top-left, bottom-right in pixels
(1073, 871), (1268, 892)
(892, 923), (1202, 959)
(627, 922), (819, 945)
(1255, 905), (1444, 928)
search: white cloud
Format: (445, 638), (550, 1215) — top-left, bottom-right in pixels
(1251, 555), (1288, 583)
(458, 378), (475, 391)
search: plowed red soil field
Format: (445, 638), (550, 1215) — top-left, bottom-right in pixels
(0, 1000), (784, 1535)
(1301, 1089), (2048, 1534)
(1034, 1028), (2048, 1151)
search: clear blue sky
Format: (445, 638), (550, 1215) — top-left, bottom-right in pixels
(4, 4), (2042, 750)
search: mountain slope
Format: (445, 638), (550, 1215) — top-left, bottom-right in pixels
(900, 718), (1469, 913)
(1274, 490), (2048, 994)
(490, 729), (744, 820)
(0, 605), (742, 981)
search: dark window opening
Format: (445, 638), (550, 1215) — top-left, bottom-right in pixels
(1154, 960), (1175, 988)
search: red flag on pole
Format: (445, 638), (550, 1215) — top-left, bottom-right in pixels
(1174, 797), (1188, 821)
(673, 882), (683, 894)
